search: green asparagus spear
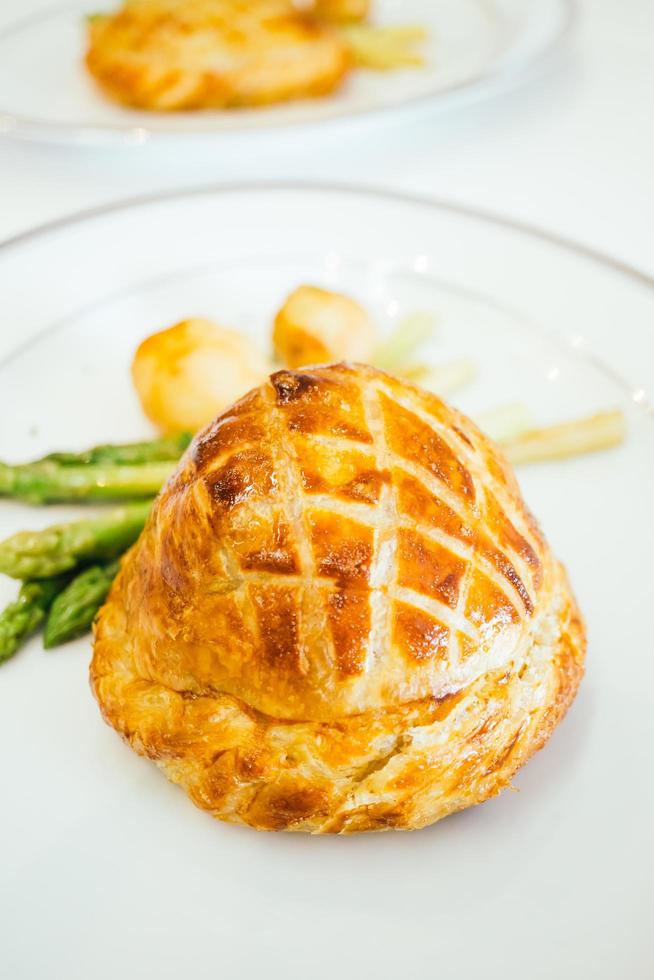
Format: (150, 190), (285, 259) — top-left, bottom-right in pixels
(0, 433), (190, 505)
(0, 576), (68, 664)
(44, 559), (120, 649)
(0, 459), (176, 505)
(0, 501), (151, 580)
(42, 432), (192, 467)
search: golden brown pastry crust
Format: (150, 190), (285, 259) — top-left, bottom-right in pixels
(91, 363), (585, 833)
(312, 0), (370, 23)
(85, 0), (350, 111)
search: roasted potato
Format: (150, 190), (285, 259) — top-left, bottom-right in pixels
(273, 285), (377, 368)
(132, 318), (271, 432)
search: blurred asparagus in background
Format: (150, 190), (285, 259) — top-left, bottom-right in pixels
(475, 403), (626, 462)
(500, 409), (626, 464)
(341, 24), (427, 69)
(402, 359), (477, 397)
(476, 403), (535, 444)
(373, 312), (436, 371)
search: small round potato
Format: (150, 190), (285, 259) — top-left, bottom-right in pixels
(132, 318), (271, 433)
(273, 285), (377, 368)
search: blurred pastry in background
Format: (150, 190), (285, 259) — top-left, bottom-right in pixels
(85, 0), (425, 111)
(311, 0), (370, 22)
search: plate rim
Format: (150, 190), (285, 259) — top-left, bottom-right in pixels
(2, 180), (653, 418)
(2, 179), (651, 288)
(0, 0), (575, 145)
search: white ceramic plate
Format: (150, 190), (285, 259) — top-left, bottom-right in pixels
(0, 185), (652, 980)
(0, 0), (571, 145)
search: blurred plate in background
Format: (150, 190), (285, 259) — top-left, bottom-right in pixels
(0, 0), (572, 145)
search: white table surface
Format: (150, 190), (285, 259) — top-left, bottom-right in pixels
(0, 7), (652, 979)
(0, 0), (653, 279)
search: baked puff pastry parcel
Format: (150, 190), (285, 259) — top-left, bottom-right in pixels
(91, 363), (585, 833)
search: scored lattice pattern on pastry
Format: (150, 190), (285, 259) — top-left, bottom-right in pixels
(92, 362), (585, 833)
(125, 363), (546, 722)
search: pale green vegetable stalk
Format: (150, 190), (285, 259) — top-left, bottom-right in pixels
(341, 25), (427, 70)
(373, 312), (436, 371)
(476, 403), (535, 444)
(500, 409), (626, 464)
(402, 359), (477, 397)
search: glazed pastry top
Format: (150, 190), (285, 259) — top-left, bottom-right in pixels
(121, 362), (547, 722)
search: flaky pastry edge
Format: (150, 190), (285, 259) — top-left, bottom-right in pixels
(91, 559), (584, 834)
